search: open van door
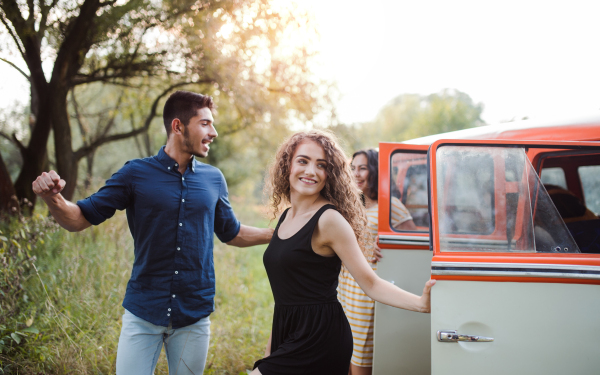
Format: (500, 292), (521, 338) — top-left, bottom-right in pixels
(428, 139), (600, 374)
(373, 143), (431, 374)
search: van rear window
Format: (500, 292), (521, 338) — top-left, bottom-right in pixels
(579, 165), (600, 215)
(541, 167), (567, 189)
(390, 151), (429, 232)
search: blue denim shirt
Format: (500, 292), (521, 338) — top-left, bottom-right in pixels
(77, 147), (240, 328)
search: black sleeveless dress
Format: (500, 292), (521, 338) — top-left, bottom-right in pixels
(253, 204), (353, 374)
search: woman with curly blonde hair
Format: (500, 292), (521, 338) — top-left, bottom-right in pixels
(251, 130), (434, 375)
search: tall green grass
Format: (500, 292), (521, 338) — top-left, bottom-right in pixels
(0, 201), (274, 374)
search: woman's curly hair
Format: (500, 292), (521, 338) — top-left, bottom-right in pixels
(265, 130), (370, 256)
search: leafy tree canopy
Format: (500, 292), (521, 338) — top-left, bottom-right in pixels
(0, 0), (333, 214)
(332, 89), (485, 151)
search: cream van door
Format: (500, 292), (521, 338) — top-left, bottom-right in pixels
(428, 140), (600, 375)
(373, 143), (431, 375)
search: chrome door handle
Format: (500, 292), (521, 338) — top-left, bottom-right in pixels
(437, 330), (494, 342)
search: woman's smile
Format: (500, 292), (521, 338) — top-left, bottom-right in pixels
(299, 177), (317, 185)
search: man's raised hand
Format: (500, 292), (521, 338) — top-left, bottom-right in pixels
(32, 171), (66, 198)
(31, 171), (90, 231)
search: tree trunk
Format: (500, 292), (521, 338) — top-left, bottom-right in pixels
(0, 152), (19, 216)
(13, 87), (52, 209)
(51, 87), (79, 201)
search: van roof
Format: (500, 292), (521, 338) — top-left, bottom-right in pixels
(403, 112), (600, 145)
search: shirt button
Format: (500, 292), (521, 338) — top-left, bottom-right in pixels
(168, 167), (171, 170)
(168, 308), (172, 311)
(177, 247), (180, 251)
(172, 294), (176, 298)
(175, 271), (178, 274)
(175, 163), (178, 167)
(182, 177), (185, 181)
(167, 313), (170, 317)
(179, 223), (182, 226)
(182, 199), (185, 202)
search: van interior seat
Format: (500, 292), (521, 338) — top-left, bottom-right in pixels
(566, 220), (600, 254)
(545, 184), (600, 254)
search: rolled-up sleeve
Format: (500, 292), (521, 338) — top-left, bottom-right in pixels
(76, 162), (133, 225)
(214, 172), (240, 243)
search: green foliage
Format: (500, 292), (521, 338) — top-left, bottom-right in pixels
(0, 204), (272, 374)
(1, 0), (333, 208)
(0, 212), (62, 373)
(332, 89), (485, 151)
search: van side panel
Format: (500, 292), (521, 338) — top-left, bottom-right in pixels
(373, 249), (432, 375)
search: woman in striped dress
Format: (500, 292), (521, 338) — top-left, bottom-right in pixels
(338, 149), (417, 375)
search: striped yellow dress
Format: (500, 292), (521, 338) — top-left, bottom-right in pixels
(338, 198), (412, 367)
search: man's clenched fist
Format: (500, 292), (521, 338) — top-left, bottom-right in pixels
(32, 170), (66, 198)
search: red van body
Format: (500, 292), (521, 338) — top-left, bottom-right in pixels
(374, 114), (600, 374)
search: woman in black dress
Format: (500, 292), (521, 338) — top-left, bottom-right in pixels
(251, 130), (435, 375)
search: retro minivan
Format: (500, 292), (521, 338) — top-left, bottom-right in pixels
(373, 114), (600, 374)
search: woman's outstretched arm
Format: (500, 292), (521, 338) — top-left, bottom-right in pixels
(315, 210), (435, 312)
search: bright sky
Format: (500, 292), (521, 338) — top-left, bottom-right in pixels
(303, 0), (600, 125)
(2, 0), (600, 126)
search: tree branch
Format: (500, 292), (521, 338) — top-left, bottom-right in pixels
(11, 133), (25, 153)
(130, 113), (145, 157)
(72, 55), (167, 86)
(99, 0), (118, 7)
(219, 116), (254, 137)
(0, 9), (26, 59)
(26, 0), (35, 26)
(86, 80), (145, 89)
(38, 0), (59, 38)
(218, 102), (256, 137)
(0, 130), (26, 154)
(70, 89), (88, 141)
(0, 57), (30, 80)
(96, 92), (124, 139)
(50, 0), (104, 85)
(0, 131), (14, 143)
(74, 81), (203, 160)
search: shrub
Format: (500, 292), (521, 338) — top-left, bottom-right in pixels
(0, 201), (273, 374)
(0, 212), (62, 373)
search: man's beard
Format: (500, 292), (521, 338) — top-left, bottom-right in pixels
(182, 126), (206, 158)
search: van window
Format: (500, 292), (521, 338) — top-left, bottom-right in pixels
(435, 146), (580, 253)
(541, 167), (567, 189)
(437, 149), (495, 235)
(579, 165), (600, 215)
(390, 151), (429, 232)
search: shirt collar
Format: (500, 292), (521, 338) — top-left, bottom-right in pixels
(156, 146), (197, 173)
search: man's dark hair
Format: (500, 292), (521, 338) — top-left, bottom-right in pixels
(352, 149), (379, 201)
(163, 91), (215, 136)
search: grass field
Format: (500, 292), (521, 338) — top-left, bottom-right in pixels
(0, 201), (274, 374)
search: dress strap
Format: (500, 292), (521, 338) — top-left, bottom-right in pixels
(305, 204), (337, 249)
(274, 208), (291, 234)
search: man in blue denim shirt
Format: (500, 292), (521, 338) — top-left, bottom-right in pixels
(32, 91), (273, 374)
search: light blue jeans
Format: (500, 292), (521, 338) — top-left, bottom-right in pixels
(116, 309), (211, 375)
